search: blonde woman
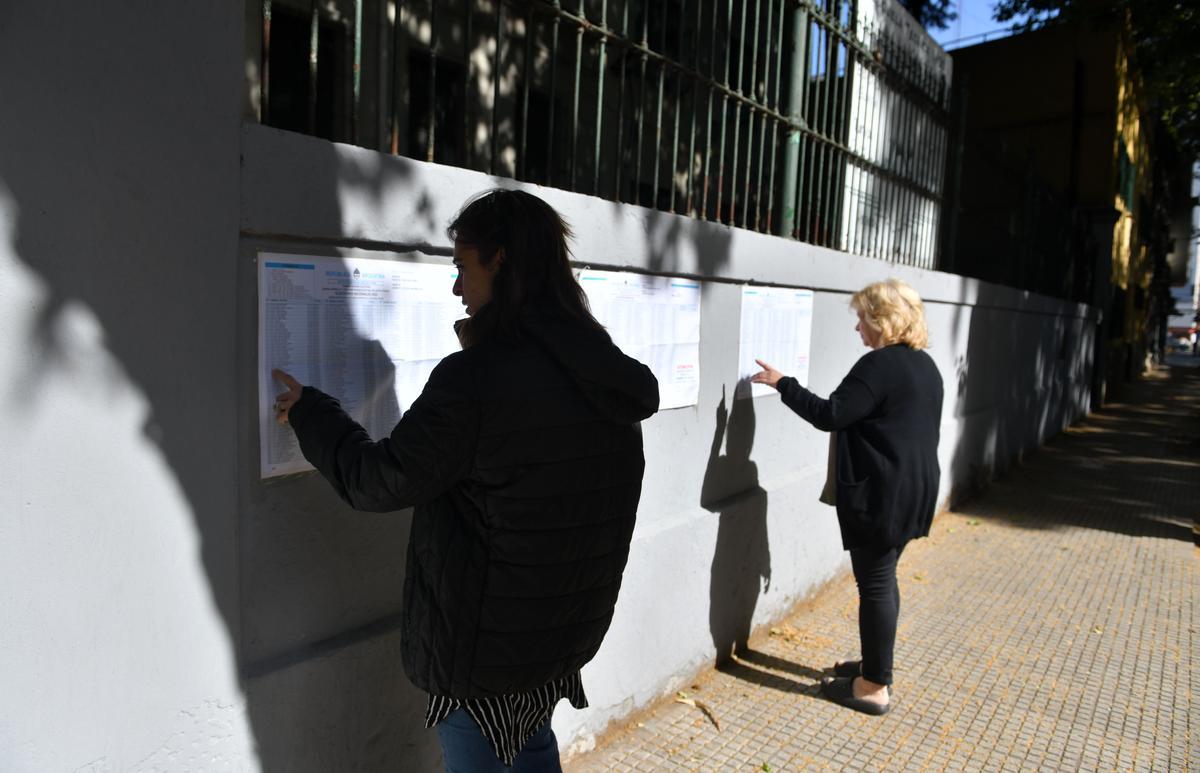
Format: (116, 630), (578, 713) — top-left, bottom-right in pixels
(752, 279), (943, 716)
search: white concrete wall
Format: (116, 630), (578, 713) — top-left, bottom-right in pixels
(0, 6), (1093, 768)
(240, 126), (1095, 760)
(0, 3), (256, 771)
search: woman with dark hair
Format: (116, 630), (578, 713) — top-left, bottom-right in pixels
(273, 188), (659, 771)
(752, 279), (943, 716)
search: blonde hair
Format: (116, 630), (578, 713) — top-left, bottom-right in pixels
(850, 279), (929, 350)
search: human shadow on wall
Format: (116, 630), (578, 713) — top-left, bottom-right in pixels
(701, 384), (771, 665)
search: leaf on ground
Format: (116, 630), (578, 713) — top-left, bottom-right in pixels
(768, 623), (816, 645)
(761, 763), (773, 772)
(674, 697), (721, 732)
(912, 573), (926, 581)
(1092, 626), (1103, 634)
(966, 519), (981, 526)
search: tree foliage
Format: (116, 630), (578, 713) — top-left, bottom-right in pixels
(993, 0), (1200, 160)
(897, 0), (957, 31)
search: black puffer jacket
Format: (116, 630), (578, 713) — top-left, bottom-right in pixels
(289, 312), (659, 698)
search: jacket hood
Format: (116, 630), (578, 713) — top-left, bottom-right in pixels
(521, 311), (659, 424)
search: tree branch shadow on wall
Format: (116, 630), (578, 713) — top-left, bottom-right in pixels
(942, 280), (1195, 542)
(0, 88), (444, 770)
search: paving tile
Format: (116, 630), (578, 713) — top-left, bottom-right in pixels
(567, 366), (1200, 772)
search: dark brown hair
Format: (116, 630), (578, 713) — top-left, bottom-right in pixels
(447, 189), (605, 344)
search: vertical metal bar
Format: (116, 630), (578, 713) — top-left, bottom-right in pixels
(819, 15), (838, 245)
(902, 85), (918, 264)
(727, 0), (748, 224)
(547, 1), (560, 184)
(518, 5), (534, 177)
(752, 0), (775, 231)
(897, 96), (911, 264)
(742, 0), (762, 228)
(884, 85), (899, 260)
(684, 0), (704, 214)
(835, 12), (854, 250)
(634, 2), (649, 205)
(832, 28), (851, 248)
(571, 0), (585, 189)
(352, 0), (362, 143)
(864, 20), (873, 253)
(841, 0), (860, 248)
(809, 8), (826, 242)
(878, 32), (888, 259)
(875, 80), (889, 259)
(490, 0), (504, 175)
(715, 0), (734, 222)
(798, 18), (816, 240)
(942, 75), (968, 271)
(651, 0), (667, 208)
(797, 18), (816, 240)
(389, 0), (403, 154)
(865, 21), (879, 257)
(908, 102), (923, 265)
(614, 4), (630, 200)
(463, 0), (473, 165)
(261, 0), (272, 125)
(806, 19), (828, 243)
(850, 50), (868, 254)
(308, 0), (319, 135)
(764, 0), (785, 232)
(846, 48), (860, 254)
(427, 0), (438, 161)
(669, 0), (687, 212)
(592, 0), (609, 195)
(701, 0), (721, 218)
(780, 3), (809, 238)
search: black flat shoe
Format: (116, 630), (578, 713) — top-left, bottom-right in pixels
(832, 659), (861, 678)
(820, 676), (891, 716)
(831, 661), (892, 695)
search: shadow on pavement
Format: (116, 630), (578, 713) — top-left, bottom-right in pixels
(951, 364), (1200, 543)
(714, 649), (826, 698)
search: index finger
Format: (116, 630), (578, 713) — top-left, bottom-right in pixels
(754, 359), (774, 371)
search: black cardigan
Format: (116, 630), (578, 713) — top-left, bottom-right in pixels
(288, 313), (659, 698)
(777, 344), (944, 550)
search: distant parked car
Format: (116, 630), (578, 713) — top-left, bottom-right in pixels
(1167, 335), (1194, 353)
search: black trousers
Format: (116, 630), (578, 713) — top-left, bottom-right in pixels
(849, 541), (907, 686)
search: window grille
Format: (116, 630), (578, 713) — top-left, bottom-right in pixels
(252, 0), (951, 267)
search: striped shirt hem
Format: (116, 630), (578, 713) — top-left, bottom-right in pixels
(425, 671), (587, 766)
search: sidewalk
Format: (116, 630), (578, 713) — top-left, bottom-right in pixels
(568, 364), (1199, 772)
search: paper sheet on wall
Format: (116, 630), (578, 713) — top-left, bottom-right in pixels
(579, 269), (701, 410)
(737, 286), (814, 399)
(258, 252), (462, 478)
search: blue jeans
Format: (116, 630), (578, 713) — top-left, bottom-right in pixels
(436, 709), (562, 773)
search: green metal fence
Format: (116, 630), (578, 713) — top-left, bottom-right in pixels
(253, 0), (951, 268)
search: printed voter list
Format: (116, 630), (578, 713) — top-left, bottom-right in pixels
(259, 257), (704, 478)
(579, 269), (702, 410)
(258, 253), (462, 478)
(738, 286), (814, 399)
